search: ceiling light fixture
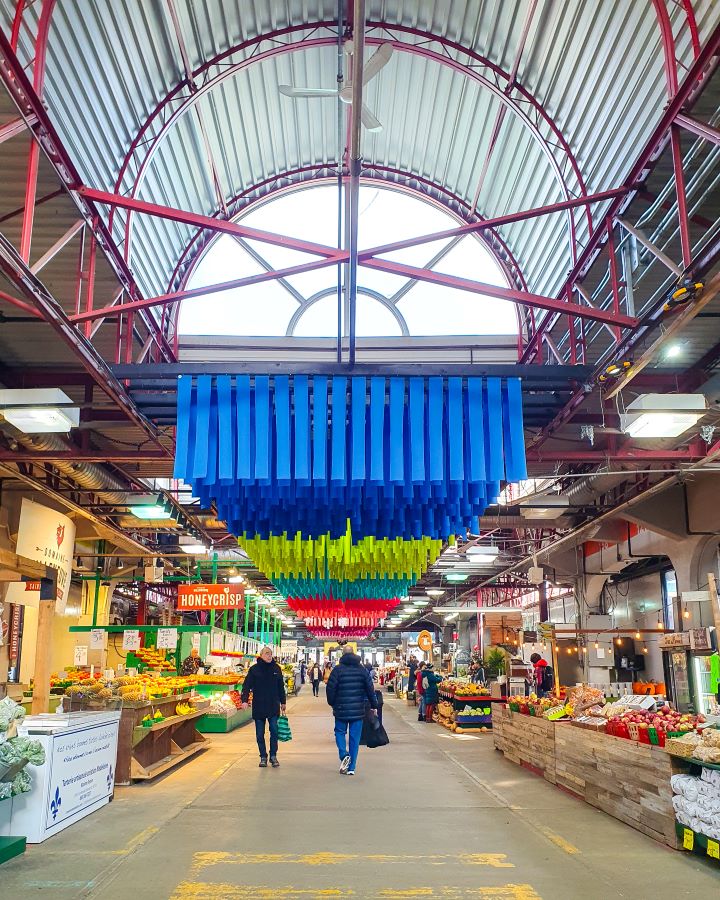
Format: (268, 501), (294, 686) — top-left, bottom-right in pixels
(445, 573), (468, 583)
(426, 589), (445, 597)
(620, 393), (706, 438)
(0, 388), (80, 433)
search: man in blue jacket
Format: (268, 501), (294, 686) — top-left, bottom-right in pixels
(326, 646), (378, 775)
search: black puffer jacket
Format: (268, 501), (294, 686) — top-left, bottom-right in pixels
(240, 657), (287, 720)
(326, 653), (378, 721)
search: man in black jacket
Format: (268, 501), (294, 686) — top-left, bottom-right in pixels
(241, 646), (287, 767)
(326, 647), (378, 775)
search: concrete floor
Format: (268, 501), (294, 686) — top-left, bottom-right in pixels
(2, 686), (718, 899)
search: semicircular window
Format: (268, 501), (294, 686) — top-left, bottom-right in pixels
(177, 184), (518, 337)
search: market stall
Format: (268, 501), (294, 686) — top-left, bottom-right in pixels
(438, 679), (493, 732)
(492, 686), (711, 849)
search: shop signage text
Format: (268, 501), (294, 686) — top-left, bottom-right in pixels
(177, 583), (245, 611)
(13, 499), (76, 612)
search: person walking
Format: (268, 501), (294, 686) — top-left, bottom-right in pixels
(240, 645), (287, 768)
(416, 662), (427, 722)
(421, 664), (443, 723)
(309, 661), (321, 697)
(326, 646), (378, 775)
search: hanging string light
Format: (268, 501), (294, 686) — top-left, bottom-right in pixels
(635, 628), (641, 640)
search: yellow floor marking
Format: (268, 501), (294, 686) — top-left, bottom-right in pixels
(190, 852), (512, 873)
(171, 885), (540, 900)
(537, 827), (579, 855)
(122, 824), (159, 854)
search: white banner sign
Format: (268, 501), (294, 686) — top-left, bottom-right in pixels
(156, 628), (178, 650)
(122, 630), (141, 651)
(14, 499), (76, 613)
(281, 640), (298, 657)
(191, 632), (201, 651)
(89, 629), (106, 650)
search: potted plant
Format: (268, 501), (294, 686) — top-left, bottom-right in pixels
(483, 647), (506, 679)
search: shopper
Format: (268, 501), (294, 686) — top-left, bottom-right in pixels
(326, 646), (378, 775)
(180, 647), (202, 676)
(300, 659), (307, 684)
(241, 645), (287, 768)
(408, 656), (419, 695)
(309, 662), (321, 697)
(421, 664), (443, 722)
(416, 662), (427, 722)
(530, 653), (554, 698)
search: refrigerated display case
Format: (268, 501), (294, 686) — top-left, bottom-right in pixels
(692, 654), (719, 714)
(665, 649), (693, 712)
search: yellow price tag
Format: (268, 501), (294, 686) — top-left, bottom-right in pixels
(683, 828), (694, 851)
(707, 839), (719, 859)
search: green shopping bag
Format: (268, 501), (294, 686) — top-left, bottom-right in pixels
(277, 715), (292, 742)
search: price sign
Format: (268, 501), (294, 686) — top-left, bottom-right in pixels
(74, 645), (88, 666)
(191, 632), (201, 650)
(89, 628), (106, 650)
(157, 628), (178, 650)
(122, 629), (141, 651)
(707, 838), (719, 859)
(683, 828), (694, 851)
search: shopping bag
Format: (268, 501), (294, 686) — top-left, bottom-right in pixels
(277, 715), (293, 742)
(365, 720), (389, 748)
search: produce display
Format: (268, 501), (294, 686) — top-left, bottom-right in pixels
(0, 697), (46, 800)
(130, 647), (176, 671)
(141, 710), (166, 727)
(440, 678), (490, 698)
(605, 705), (702, 745)
(195, 674), (242, 685)
(508, 693), (568, 717)
(667, 727), (720, 763)
(672, 766), (720, 842)
(175, 700), (197, 716)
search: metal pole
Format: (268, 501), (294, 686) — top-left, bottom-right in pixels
(244, 597), (251, 637)
(211, 552), (218, 629)
(348, 0), (366, 367)
(670, 125), (692, 269)
(336, 0), (344, 363)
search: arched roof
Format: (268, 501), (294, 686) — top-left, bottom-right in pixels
(4, 0), (718, 307)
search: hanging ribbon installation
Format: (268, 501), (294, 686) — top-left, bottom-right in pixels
(174, 374), (527, 541)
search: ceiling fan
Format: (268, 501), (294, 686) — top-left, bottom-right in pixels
(279, 41), (393, 132)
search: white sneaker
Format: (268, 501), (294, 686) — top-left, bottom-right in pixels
(339, 755), (351, 773)
(346, 770), (356, 776)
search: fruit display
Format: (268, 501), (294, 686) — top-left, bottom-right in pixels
(195, 674), (240, 685)
(440, 678), (490, 698)
(605, 704), (703, 745)
(131, 647), (176, 671)
(175, 700), (197, 716)
(141, 710), (166, 727)
(509, 693), (567, 717)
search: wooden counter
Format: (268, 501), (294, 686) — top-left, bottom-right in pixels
(116, 695), (209, 785)
(493, 706), (681, 848)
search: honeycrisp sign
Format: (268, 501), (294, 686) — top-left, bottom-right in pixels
(177, 583), (245, 612)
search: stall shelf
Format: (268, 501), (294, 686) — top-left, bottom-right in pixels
(493, 706), (681, 848)
(116, 695), (209, 784)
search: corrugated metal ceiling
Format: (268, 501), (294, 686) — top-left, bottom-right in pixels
(3, 0), (719, 309)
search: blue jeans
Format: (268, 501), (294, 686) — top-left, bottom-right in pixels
(334, 718), (363, 772)
(418, 695), (426, 717)
(255, 715), (279, 759)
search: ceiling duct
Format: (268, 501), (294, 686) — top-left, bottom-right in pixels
(7, 429), (129, 504)
(563, 469), (631, 506)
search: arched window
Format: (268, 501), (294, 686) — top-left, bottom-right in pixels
(178, 185), (518, 338)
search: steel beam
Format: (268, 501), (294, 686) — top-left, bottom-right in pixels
(519, 24), (720, 364)
(0, 29), (174, 362)
(0, 229), (167, 450)
(617, 219), (683, 277)
(0, 451), (169, 463)
(526, 449), (705, 463)
(78, 187), (344, 259)
(0, 113), (37, 144)
(347, 0), (365, 366)
(363, 257), (637, 329)
(676, 112), (720, 147)
(29, 218), (84, 274)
